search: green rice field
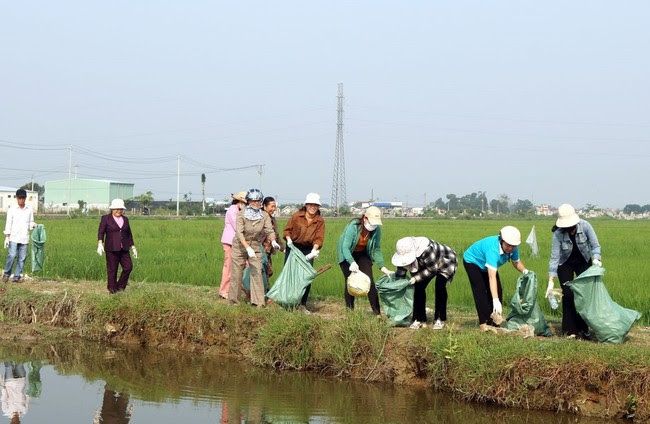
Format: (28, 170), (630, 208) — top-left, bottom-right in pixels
(17, 215), (650, 324)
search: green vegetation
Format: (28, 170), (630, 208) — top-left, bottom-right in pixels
(23, 216), (649, 324)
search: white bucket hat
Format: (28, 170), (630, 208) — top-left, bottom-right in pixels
(109, 198), (126, 210)
(556, 204), (580, 228)
(304, 193), (321, 206)
(391, 237), (417, 267)
(364, 206), (382, 226)
(500, 226), (521, 246)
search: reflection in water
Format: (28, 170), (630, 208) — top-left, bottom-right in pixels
(2, 362), (29, 423)
(0, 342), (616, 424)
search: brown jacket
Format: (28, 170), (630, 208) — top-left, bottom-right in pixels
(282, 208), (325, 248)
(234, 210), (275, 249)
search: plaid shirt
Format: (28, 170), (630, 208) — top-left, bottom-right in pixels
(395, 239), (458, 284)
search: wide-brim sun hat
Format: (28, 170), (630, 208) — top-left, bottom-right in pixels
(304, 192), (321, 206)
(500, 225), (521, 246)
(109, 198), (126, 210)
(231, 191), (247, 202)
(391, 237), (417, 267)
(556, 203), (580, 228)
(364, 206), (382, 226)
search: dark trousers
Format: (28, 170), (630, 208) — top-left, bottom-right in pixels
(340, 252), (380, 315)
(411, 274), (448, 323)
(464, 260), (502, 326)
(557, 259), (591, 336)
(106, 250), (133, 294)
(284, 244), (313, 306)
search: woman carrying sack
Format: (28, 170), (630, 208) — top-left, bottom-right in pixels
(337, 206), (392, 315)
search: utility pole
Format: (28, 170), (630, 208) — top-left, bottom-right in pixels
(330, 83), (347, 215)
(176, 155), (180, 217)
(67, 145), (72, 216)
(257, 164), (265, 190)
(201, 173), (206, 215)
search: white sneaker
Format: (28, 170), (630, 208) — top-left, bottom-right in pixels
(432, 319), (445, 330)
(409, 320), (423, 329)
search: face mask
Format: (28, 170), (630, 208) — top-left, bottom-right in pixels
(364, 221), (377, 232)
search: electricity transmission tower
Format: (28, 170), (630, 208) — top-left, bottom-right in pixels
(330, 83), (347, 215)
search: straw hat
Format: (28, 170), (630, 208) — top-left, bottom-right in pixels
(231, 192), (247, 202)
(556, 204), (580, 228)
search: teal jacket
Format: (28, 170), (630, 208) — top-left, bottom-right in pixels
(336, 220), (385, 268)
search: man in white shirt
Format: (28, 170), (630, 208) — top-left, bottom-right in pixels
(3, 189), (35, 283)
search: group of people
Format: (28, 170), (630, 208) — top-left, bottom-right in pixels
(2, 185), (601, 337)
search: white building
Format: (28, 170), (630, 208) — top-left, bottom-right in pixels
(0, 186), (39, 213)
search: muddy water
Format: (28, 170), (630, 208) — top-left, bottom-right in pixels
(0, 341), (617, 424)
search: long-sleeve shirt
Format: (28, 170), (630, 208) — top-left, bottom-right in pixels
(282, 209), (325, 248)
(3, 205), (35, 244)
(548, 219), (601, 277)
(234, 210), (275, 249)
(396, 238), (458, 284)
(221, 204), (239, 245)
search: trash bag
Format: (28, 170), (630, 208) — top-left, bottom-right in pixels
(375, 274), (414, 327)
(566, 266), (641, 344)
(242, 249), (270, 296)
(504, 271), (553, 336)
(266, 247), (317, 308)
(31, 224), (46, 273)
(347, 272), (370, 297)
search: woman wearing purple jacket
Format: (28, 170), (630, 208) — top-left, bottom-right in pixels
(97, 199), (137, 294)
(218, 192), (247, 298)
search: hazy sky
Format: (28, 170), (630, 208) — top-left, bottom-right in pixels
(1, 1), (649, 208)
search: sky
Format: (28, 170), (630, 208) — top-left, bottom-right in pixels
(1, 1), (649, 209)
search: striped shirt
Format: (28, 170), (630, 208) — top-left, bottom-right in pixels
(395, 239), (458, 284)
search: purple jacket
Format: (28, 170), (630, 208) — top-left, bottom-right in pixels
(220, 204), (239, 245)
(98, 214), (134, 252)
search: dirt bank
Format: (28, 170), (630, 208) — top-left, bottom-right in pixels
(1, 278), (648, 421)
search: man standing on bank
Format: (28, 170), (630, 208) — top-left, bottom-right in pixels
(3, 189), (36, 283)
(97, 199), (138, 294)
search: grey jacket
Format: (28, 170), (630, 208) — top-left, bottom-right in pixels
(548, 219), (601, 277)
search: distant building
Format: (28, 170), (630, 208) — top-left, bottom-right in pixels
(0, 186), (39, 213)
(44, 178), (134, 211)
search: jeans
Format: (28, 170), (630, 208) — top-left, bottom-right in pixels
(4, 242), (28, 280)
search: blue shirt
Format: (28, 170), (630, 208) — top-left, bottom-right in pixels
(463, 235), (520, 271)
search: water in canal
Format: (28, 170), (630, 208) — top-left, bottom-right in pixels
(0, 341), (617, 423)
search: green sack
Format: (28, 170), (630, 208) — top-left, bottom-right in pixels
(267, 247), (317, 308)
(31, 224), (46, 273)
(375, 274), (414, 327)
(504, 271), (553, 336)
(566, 265), (641, 344)
(243, 249), (270, 295)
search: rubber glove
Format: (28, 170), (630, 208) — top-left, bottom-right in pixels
(380, 266), (393, 277)
(522, 269), (529, 275)
(271, 240), (281, 250)
(492, 298), (502, 315)
(131, 246), (138, 259)
(3, 237), (9, 249)
(545, 278), (555, 298)
(409, 277), (416, 285)
(592, 258), (602, 267)
(285, 237), (293, 247)
(97, 243), (104, 256)
(305, 248), (319, 260)
(30, 222), (37, 230)
(246, 246), (256, 258)
(349, 262), (360, 273)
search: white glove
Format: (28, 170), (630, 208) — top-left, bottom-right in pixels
(349, 262), (360, 273)
(246, 246), (256, 258)
(30, 222), (37, 230)
(545, 279), (554, 298)
(271, 240), (281, 250)
(131, 246), (138, 259)
(522, 269), (529, 275)
(97, 243), (104, 256)
(3, 237), (9, 249)
(492, 298), (502, 315)
(592, 258), (602, 267)
(285, 237), (293, 247)
(305, 249), (319, 260)
(380, 266), (393, 277)
(409, 277), (416, 285)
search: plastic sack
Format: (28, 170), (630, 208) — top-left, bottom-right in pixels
(242, 249), (270, 296)
(31, 224), (46, 273)
(267, 247), (317, 308)
(566, 265), (641, 344)
(375, 274), (414, 327)
(504, 271), (553, 336)
(347, 272), (370, 297)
